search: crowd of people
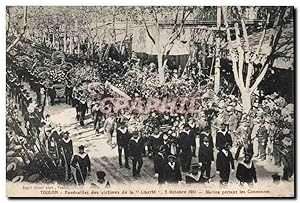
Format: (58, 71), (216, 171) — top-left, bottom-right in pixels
(6, 39), (294, 187)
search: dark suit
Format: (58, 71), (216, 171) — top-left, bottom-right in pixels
(216, 150), (234, 183)
(71, 153), (91, 185)
(78, 101), (88, 126)
(153, 152), (167, 184)
(216, 130), (233, 151)
(163, 162), (182, 184)
(199, 143), (214, 178)
(179, 131), (193, 172)
(116, 127), (131, 168)
(60, 138), (73, 178)
(129, 137), (144, 176)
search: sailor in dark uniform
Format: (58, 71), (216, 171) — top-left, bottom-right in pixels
(236, 153), (257, 186)
(116, 122), (131, 169)
(187, 118), (197, 157)
(60, 131), (73, 179)
(199, 125), (214, 148)
(129, 132), (144, 177)
(163, 155), (182, 184)
(216, 143), (235, 186)
(216, 123), (233, 151)
(179, 124), (193, 172)
(71, 145), (91, 185)
(186, 162), (208, 184)
(148, 128), (163, 158)
(153, 145), (167, 184)
(199, 136), (214, 179)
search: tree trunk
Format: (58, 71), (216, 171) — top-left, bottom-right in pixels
(214, 60), (220, 93)
(214, 7), (222, 94)
(91, 41), (94, 60)
(69, 33), (74, 55)
(63, 27), (67, 53)
(241, 91), (251, 114)
(87, 39), (90, 59)
(157, 53), (165, 84)
(77, 35), (80, 57)
(52, 32), (55, 48)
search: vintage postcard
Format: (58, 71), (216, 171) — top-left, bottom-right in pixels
(6, 6), (295, 198)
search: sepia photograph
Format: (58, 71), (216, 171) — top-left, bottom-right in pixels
(5, 5), (295, 198)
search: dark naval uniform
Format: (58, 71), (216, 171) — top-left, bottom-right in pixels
(216, 150), (234, 183)
(179, 130), (193, 172)
(198, 141), (214, 178)
(71, 152), (91, 185)
(153, 152), (167, 184)
(116, 127), (131, 168)
(216, 130), (233, 151)
(60, 137), (73, 178)
(128, 136), (144, 177)
(163, 161), (182, 184)
(236, 161), (257, 185)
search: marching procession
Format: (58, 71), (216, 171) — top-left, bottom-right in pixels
(6, 6), (294, 190)
(6, 43), (294, 188)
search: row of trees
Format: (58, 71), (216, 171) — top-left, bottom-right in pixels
(6, 6), (294, 113)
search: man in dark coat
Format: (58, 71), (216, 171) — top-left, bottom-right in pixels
(48, 85), (56, 106)
(78, 97), (88, 126)
(216, 143), (235, 185)
(60, 131), (73, 179)
(116, 122), (131, 169)
(71, 145), (91, 185)
(216, 123), (233, 151)
(129, 132), (144, 177)
(153, 145), (167, 184)
(187, 118), (197, 157)
(148, 128), (163, 158)
(179, 124), (193, 172)
(65, 82), (73, 105)
(72, 86), (80, 120)
(199, 136), (214, 179)
(163, 155), (182, 184)
(236, 153), (257, 186)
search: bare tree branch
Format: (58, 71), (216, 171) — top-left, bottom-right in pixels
(222, 7), (232, 51)
(250, 7), (288, 93)
(237, 6), (250, 52)
(256, 13), (270, 55)
(119, 9), (129, 53)
(234, 23), (245, 84)
(223, 7), (245, 91)
(142, 15), (156, 45)
(245, 63), (253, 88)
(168, 7), (192, 47)
(7, 6), (27, 53)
